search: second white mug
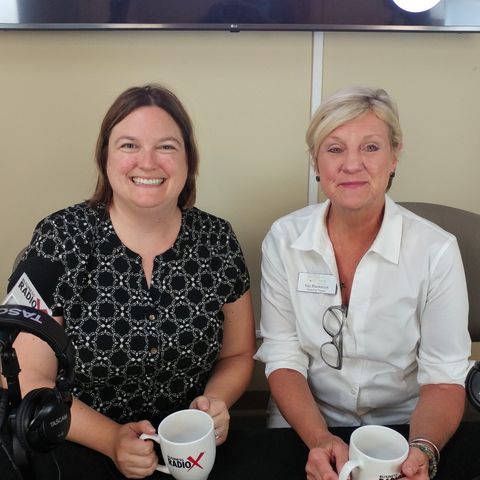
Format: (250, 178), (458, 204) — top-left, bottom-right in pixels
(338, 425), (409, 480)
(140, 409), (216, 480)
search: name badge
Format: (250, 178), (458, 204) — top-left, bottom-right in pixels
(297, 272), (337, 295)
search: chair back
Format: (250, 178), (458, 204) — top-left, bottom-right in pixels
(399, 202), (480, 342)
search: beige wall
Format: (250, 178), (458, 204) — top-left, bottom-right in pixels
(1, 30), (480, 375)
(321, 32), (480, 213)
(0, 31), (312, 316)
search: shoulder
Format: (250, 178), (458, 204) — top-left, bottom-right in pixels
(183, 207), (236, 235)
(181, 208), (247, 260)
(267, 203), (323, 241)
(36, 202), (105, 232)
(391, 201), (462, 272)
(30, 202), (106, 255)
(271, 204), (321, 228)
(395, 202), (456, 246)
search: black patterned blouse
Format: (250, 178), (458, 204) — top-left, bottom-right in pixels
(10, 203), (250, 425)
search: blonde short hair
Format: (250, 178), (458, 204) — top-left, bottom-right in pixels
(306, 86), (402, 161)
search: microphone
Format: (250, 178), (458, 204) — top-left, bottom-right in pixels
(5, 256), (64, 315)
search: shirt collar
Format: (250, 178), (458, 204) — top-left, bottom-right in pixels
(369, 195), (403, 264)
(291, 200), (332, 256)
(291, 195), (403, 264)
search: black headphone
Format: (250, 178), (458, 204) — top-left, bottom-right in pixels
(0, 305), (75, 463)
(466, 361), (480, 412)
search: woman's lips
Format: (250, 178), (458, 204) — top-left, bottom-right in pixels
(132, 177), (165, 185)
(339, 181), (367, 188)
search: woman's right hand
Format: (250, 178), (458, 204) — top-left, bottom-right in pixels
(305, 433), (349, 480)
(111, 420), (159, 479)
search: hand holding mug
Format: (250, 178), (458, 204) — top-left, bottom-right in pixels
(305, 433), (349, 480)
(401, 446), (430, 479)
(190, 395), (229, 445)
(140, 409), (216, 480)
(111, 421), (159, 478)
(338, 425), (409, 480)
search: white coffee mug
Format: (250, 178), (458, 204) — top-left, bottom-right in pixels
(338, 425), (409, 480)
(140, 409), (216, 480)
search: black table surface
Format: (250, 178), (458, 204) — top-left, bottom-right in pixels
(2, 422), (480, 480)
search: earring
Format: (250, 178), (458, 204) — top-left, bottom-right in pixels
(315, 175), (320, 182)
(389, 171), (396, 178)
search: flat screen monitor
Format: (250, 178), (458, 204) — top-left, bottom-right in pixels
(1, 0), (480, 32)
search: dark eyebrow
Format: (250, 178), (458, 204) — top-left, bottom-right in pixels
(114, 136), (137, 145)
(115, 135), (183, 147)
(158, 136), (183, 146)
(113, 135), (183, 147)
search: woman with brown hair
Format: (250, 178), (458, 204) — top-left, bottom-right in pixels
(8, 84), (255, 479)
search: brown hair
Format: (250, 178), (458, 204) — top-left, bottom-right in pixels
(88, 84), (198, 208)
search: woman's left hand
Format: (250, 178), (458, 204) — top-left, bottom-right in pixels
(401, 447), (430, 479)
(190, 395), (230, 446)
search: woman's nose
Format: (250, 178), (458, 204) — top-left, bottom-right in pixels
(138, 148), (156, 169)
(342, 149), (363, 172)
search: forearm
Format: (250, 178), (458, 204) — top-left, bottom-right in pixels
(204, 353), (254, 408)
(67, 397), (121, 460)
(409, 383), (465, 449)
(19, 371), (122, 461)
(268, 368), (330, 449)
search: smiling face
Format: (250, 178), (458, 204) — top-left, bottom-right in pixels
(106, 105), (188, 213)
(316, 111), (398, 215)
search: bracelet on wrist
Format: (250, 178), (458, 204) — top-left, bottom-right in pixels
(409, 437), (440, 463)
(409, 441), (438, 479)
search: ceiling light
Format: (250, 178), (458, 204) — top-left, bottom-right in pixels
(392, 0), (442, 13)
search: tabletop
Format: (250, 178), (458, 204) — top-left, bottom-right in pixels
(2, 422), (480, 479)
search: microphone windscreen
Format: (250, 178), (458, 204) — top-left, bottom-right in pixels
(7, 256), (64, 313)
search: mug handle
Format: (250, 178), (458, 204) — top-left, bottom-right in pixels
(139, 433), (170, 474)
(338, 459), (360, 480)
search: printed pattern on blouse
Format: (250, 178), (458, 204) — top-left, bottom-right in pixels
(14, 203), (249, 424)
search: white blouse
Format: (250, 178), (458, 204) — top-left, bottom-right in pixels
(255, 196), (471, 427)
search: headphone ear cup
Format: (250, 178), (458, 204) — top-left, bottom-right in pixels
(14, 388), (48, 453)
(466, 361), (480, 412)
(15, 388), (71, 452)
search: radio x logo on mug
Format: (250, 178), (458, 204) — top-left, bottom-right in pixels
(141, 409), (216, 480)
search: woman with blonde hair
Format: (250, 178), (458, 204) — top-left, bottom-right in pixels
(256, 86), (470, 480)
